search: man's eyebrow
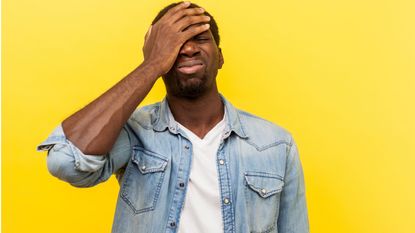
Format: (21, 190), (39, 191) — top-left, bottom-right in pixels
(195, 31), (210, 37)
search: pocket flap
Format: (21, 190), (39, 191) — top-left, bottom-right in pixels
(132, 146), (168, 174)
(244, 172), (284, 198)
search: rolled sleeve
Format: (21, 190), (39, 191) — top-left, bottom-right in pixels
(37, 124), (132, 187)
(277, 137), (310, 233)
(37, 124), (106, 172)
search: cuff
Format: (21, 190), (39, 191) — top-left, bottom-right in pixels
(37, 124), (107, 172)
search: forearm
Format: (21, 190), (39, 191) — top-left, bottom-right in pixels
(62, 62), (159, 155)
(61, 2), (210, 155)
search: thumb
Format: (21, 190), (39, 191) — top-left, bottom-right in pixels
(144, 25), (152, 46)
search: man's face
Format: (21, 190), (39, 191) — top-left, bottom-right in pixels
(162, 29), (224, 98)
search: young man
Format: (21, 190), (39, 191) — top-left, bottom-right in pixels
(38, 2), (309, 233)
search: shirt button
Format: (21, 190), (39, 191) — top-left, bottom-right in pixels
(219, 159), (225, 165)
(261, 189), (267, 195)
(179, 182), (185, 188)
(141, 165), (146, 171)
(170, 222), (176, 227)
(184, 145), (190, 150)
(223, 198), (230, 205)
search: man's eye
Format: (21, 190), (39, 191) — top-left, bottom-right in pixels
(195, 37), (208, 41)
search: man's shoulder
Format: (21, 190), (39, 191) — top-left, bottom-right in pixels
(127, 102), (161, 130)
(236, 109), (293, 149)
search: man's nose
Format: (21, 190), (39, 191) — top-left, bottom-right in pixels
(179, 40), (200, 57)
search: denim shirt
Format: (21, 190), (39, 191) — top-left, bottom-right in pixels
(37, 96), (309, 233)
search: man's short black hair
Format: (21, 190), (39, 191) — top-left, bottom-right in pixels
(152, 2), (220, 47)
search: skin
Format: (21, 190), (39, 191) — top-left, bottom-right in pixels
(62, 2), (224, 155)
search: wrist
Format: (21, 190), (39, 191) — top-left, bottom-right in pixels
(140, 60), (164, 79)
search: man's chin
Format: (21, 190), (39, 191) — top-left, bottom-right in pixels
(171, 75), (208, 98)
(163, 71), (208, 98)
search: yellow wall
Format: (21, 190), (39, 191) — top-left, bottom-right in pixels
(3, 0), (415, 232)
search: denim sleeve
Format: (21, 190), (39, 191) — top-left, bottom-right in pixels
(37, 124), (132, 187)
(277, 137), (310, 233)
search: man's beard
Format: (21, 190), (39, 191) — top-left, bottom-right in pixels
(165, 72), (209, 99)
(176, 76), (206, 98)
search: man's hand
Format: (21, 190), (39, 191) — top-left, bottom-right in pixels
(142, 1), (211, 77)
(61, 2), (211, 155)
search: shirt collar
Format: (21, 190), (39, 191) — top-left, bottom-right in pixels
(152, 94), (248, 139)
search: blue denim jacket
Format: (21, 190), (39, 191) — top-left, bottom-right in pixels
(37, 96), (309, 233)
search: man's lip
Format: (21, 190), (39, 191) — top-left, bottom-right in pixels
(176, 60), (204, 68)
(176, 63), (205, 74)
(175, 59), (205, 74)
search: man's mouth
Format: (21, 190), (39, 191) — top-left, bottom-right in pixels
(176, 60), (204, 74)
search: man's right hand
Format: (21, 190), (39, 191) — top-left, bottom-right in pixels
(61, 2), (212, 155)
(142, 1), (211, 77)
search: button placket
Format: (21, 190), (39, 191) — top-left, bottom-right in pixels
(166, 137), (192, 231)
(216, 141), (235, 231)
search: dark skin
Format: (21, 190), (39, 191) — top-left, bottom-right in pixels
(62, 2), (224, 155)
(164, 29), (224, 138)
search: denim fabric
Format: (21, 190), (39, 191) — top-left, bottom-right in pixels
(38, 95), (309, 233)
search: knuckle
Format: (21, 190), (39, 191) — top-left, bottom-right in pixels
(185, 17), (192, 25)
(185, 8), (198, 15)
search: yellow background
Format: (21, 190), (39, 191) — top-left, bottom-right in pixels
(3, 0), (415, 232)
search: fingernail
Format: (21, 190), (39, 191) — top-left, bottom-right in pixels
(184, 1), (191, 6)
(199, 8), (205, 12)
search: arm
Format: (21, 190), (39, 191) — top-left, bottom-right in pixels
(38, 124), (132, 187)
(277, 137), (310, 233)
(62, 2), (211, 155)
(38, 2), (212, 186)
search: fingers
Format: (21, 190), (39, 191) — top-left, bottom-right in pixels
(169, 7), (205, 24)
(175, 15), (210, 32)
(162, 1), (191, 19)
(181, 23), (210, 42)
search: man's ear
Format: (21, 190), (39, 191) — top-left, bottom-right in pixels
(218, 48), (224, 69)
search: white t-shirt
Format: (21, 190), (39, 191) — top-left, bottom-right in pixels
(168, 108), (226, 233)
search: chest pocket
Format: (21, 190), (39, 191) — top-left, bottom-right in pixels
(121, 146), (168, 215)
(244, 171), (284, 233)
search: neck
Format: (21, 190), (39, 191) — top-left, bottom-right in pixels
(167, 90), (224, 139)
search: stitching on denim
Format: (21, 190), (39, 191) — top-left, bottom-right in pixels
(244, 171), (283, 179)
(132, 146), (169, 161)
(217, 142), (234, 233)
(224, 145), (236, 233)
(244, 186), (279, 233)
(245, 140), (290, 152)
(244, 174), (284, 198)
(120, 159), (166, 215)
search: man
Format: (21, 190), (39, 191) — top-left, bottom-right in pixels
(37, 2), (309, 233)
